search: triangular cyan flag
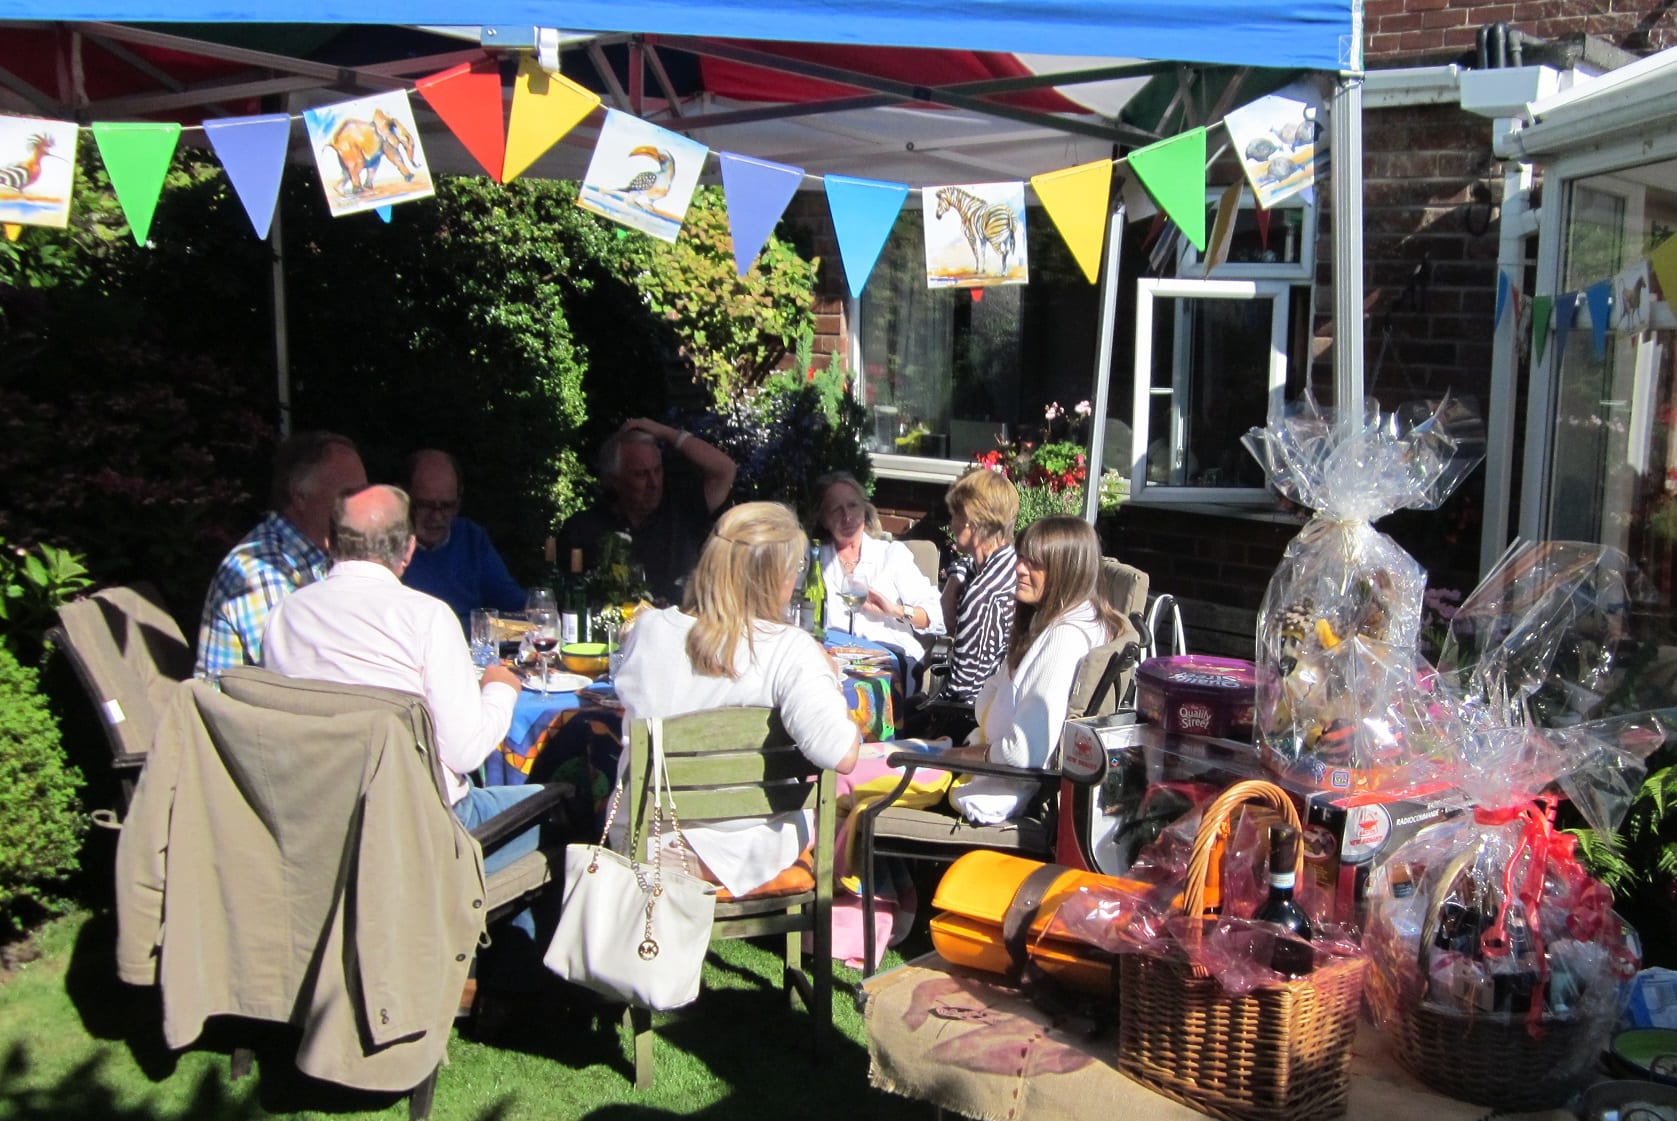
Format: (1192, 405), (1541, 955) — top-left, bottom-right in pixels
(824, 175), (909, 298)
(1128, 126), (1208, 252)
(202, 113), (290, 239)
(1585, 279), (1613, 356)
(504, 59), (601, 183)
(1030, 159), (1111, 284)
(1554, 291), (1580, 359)
(416, 59), (507, 183)
(719, 152), (804, 276)
(375, 205), (393, 223)
(92, 121), (181, 246)
(1494, 269), (1509, 328)
(1532, 293), (1553, 365)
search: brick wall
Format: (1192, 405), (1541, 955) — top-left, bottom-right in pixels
(1366, 0), (1677, 63)
(783, 193), (849, 368)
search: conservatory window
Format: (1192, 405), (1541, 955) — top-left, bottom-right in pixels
(1543, 159), (1677, 641)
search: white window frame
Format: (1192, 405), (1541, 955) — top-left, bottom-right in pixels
(1176, 189), (1317, 282)
(1129, 277), (1291, 505)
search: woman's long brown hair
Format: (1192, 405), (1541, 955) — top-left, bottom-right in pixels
(1005, 515), (1122, 671)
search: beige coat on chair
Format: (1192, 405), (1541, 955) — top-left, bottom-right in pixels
(116, 679), (486, 1092)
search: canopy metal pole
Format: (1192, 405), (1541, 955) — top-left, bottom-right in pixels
(1330, 72), (1366, 414)
(1082, 193), (1127, 523)
(269, 174), (291, 437)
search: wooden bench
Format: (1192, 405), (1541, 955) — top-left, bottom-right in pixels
(1172, 596), (1258, 660)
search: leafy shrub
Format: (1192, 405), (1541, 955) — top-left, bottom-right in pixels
(0, 540), (91, 665)
(0, 644), (83, 930)
(683, 336), (872, 517)
(611, 186), (819, 405)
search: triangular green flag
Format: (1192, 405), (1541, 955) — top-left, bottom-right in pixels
(1532, 294), (1553, 365)
(92, 122), (181, 246)
(1128, 126), (1208, 252)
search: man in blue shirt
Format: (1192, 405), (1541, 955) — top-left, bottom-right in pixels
(399, 449), (527, 629)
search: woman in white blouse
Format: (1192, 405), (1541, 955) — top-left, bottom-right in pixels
(810, 472), (944, 680)
(947, 515), (1129, 825)
(613, 502), (860, 898)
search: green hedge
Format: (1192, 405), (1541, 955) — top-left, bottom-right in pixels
(0, 645), (83, 930)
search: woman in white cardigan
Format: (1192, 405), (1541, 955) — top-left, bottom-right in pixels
(948, 515), (1128, 824)
(810, 471), (944, 679)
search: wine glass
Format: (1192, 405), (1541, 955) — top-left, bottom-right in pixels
(525, 587), (556, 616)
(528, 607), (559, 688)
(839, 571), (869, 634)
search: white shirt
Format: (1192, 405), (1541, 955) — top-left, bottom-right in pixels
(261, 560), (518, 806)
(949, 600), (1107, 825)
(612, 606), (858, 896)
(819, 535), (944, 665)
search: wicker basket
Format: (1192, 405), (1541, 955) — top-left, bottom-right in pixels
(1116, 780), (1367, 1121)
(1383, 842), (1615, 1110)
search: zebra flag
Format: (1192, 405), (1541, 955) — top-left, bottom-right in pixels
(922, 181), (1028, 288)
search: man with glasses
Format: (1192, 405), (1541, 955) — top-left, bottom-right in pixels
(400, 449), (526, 630)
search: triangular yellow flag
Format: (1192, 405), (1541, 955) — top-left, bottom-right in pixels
(1029, 160), (1112, 284)
(1651, 236), (1677, 316)
(3, 224), (20, 241)
(503, 59), (602, 183)
(1128, 126), (1208, 252)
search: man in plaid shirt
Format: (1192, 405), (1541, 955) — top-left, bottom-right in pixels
(193, 431), (367, 679)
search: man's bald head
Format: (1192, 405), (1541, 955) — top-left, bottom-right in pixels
(329, 485), (415, 571)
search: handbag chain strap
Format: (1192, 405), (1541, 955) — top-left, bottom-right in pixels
(589, 717), (697, 962)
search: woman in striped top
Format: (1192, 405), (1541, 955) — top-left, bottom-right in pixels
(900, 469), (1018, 741)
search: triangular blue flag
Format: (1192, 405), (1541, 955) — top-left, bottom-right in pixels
(1494, 270), (1509, 329)
(376, 206), (393, 224)
(720, 152), (804, 277)
(824, 175), (910, 298)
(1585, 279), (1613, 356)
(202, 113), (291, 240)
(1554, 291), (1580, 359)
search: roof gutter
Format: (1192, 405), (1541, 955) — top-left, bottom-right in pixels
(1498, 45), (1677, 159)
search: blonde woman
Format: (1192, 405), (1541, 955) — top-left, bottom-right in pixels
(612, 502), (860, 898)
(947, 515), (1129, 824)
(809, 471), (944, 679)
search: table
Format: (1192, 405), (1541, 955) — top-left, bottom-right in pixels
(482, 628), (900, 789)
(861, 954), (1573, 1121)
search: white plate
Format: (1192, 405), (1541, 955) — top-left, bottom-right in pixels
(525, 670), (593, 693)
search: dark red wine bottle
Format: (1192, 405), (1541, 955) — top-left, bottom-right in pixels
(1254, 823), (1314, 977)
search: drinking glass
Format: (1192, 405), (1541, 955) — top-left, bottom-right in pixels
(525, 587), (557, 616)
(469, 608), (498, 668)
(839, 571), (869, 633)
(528, 608), (559, 688)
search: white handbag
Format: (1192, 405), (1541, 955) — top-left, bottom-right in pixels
(543, 717), (717, 1010)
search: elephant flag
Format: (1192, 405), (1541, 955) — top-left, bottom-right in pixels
(302, 90), (434, 219)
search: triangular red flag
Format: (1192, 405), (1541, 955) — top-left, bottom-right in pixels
(416, 59), (508, 183)
(1255, 205), (1272, 251)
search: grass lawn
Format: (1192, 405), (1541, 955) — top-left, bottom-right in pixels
(0, 909), (929, 1121)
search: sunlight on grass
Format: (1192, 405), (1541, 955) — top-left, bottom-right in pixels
(0, 910), (924, 1121)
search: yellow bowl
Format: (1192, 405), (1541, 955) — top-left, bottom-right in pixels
(560, 642), (613, 676)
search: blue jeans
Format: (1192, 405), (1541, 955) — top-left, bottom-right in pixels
(452, 783), (546, 877)
(453, 783), (546, 982)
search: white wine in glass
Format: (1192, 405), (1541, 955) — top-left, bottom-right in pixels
(839, 573), (868, 633)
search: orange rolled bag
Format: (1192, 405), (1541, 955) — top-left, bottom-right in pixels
(928, 851), (1154, 992)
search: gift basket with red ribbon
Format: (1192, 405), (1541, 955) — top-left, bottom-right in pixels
(1359, 540), (1666, 1110)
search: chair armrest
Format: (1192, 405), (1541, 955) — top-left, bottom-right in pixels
(856, 751), (1055, 827)
(469, 782), (574, 851)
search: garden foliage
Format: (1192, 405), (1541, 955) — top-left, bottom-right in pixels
(0, 644), (83, 931)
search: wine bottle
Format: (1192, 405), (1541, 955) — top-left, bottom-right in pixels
(561, 548), (592, 646)
(804, 541), (827, 642)
(1254, 823), (1314, 977)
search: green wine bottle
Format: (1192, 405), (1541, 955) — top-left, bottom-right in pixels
(804, 542), (827, 642)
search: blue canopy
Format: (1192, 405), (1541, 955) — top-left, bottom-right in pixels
(0, 0), (1357, 72)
